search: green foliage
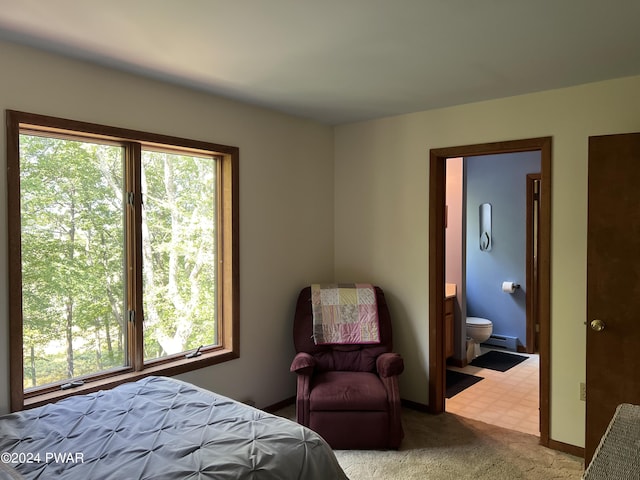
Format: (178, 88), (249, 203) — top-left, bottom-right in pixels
(19, 134), (218, 389)
(20, 134), (126, 388)
(141, 151), (217, 359)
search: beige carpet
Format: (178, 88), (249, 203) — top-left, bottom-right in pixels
(275, 406), (584, 479)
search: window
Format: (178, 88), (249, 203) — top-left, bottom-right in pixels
(7, 111), (239, 411)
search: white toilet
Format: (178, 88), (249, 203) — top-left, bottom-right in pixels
(466, 316), (493, 359)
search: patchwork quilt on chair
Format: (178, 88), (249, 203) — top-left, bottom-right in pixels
(311, 283), (380, 345)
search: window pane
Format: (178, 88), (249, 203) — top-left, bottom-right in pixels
(141, 150), (217, 361)
(19, 134), (126, 389)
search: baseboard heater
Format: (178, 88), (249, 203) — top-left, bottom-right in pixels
(482, 334), (518, 351)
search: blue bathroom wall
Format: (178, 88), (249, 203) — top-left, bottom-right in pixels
(465, 151), (540, 347)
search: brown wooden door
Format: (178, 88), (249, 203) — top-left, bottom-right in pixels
(586, 132), (640, 463)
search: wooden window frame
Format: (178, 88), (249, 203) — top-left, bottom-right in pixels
(6, 110), (239, 411)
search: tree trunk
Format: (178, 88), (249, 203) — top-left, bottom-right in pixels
(94, 320), (103, 370)
(30, 345), (36, 387)
(99, 231), (118, 362)
(66, 299), (74, 378)
(65, 195), (76, 379)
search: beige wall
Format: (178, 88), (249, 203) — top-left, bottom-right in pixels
(334, 75), (640, 447)
(0, 40), (335, 414)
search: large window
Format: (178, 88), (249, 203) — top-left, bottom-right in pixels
(7, 111), (239, 411)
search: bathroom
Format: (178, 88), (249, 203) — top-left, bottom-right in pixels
(444, 150), (541, 434)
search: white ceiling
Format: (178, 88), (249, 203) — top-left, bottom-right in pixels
(0, 0), (639, 125)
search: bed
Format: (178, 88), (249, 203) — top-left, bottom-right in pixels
(0, 376), (348, 479)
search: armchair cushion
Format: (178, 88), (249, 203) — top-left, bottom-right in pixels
(313, 348), (377, 373)
(310, 372), (388, 411)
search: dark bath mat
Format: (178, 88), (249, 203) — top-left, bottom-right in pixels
(470, 350), (528, 372)
(446, 369), (484, 398)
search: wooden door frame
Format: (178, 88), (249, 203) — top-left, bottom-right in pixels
(428, 137), (552, 448)
(526, 173), (541, 354)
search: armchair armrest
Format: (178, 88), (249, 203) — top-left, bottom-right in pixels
(290, 352), (316, 375)
(377, 352), (404, 378)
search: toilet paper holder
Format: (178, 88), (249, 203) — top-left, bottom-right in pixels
(502, 281), (521, 293)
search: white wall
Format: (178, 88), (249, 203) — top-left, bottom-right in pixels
(334, 74), (640, 447)
(0, 40), (335, 413)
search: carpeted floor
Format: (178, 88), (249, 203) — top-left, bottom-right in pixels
(275, 405), (584, 479)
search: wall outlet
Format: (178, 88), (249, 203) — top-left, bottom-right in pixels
(580, 382), (586, 402)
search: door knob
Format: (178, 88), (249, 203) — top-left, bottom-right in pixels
(590, 319), (606, 332)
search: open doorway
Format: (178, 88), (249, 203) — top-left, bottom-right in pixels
(443, 152), (540, 436)
(427, 137), (552, 448)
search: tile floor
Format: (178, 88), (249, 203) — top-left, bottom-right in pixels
(446, 347), (540, 436)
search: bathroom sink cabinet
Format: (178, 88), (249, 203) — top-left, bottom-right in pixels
(445, 297), (455, 358)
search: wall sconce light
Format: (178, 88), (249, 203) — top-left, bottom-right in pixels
(479, 203), (492, 251)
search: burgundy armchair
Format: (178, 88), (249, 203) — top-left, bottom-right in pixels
(290, 286), (404, 449)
